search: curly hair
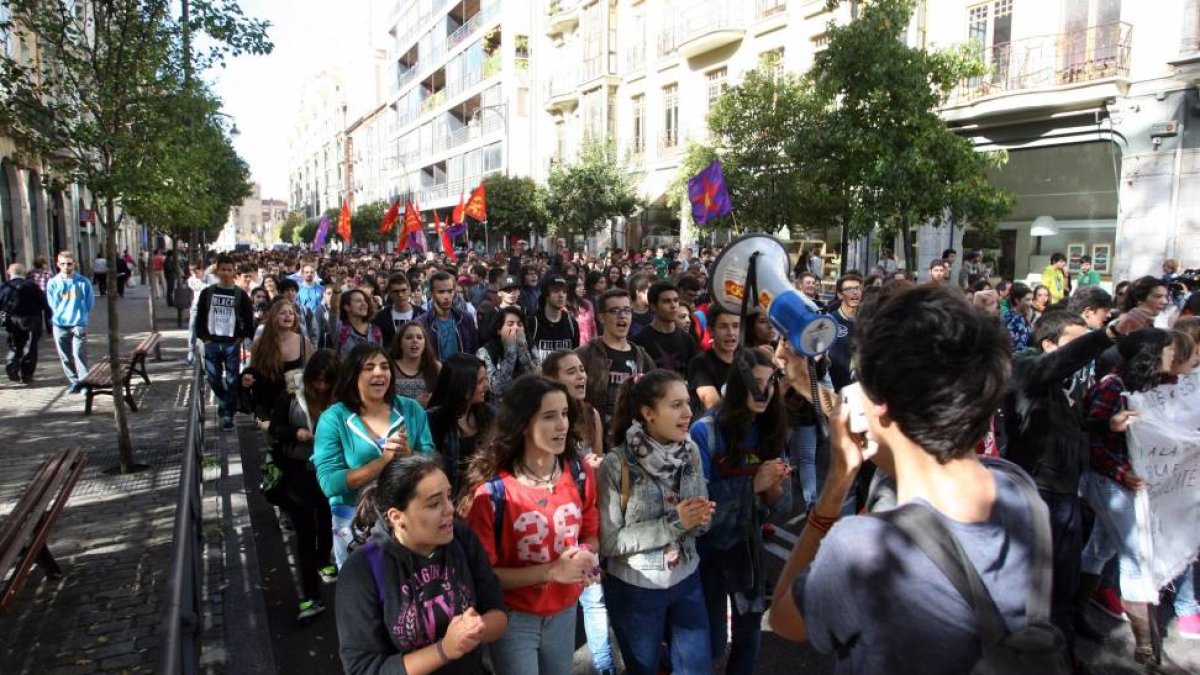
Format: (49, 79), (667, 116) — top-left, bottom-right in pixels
(1123, 276), (1166, 313)
(1117, 329), (1173, 392)
(250, 300), (303, 381)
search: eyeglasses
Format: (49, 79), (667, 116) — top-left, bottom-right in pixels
(840, 286), (863, 294)
(603, 308), (633, 316)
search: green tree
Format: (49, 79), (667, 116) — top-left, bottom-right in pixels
(812, 0), (1013, 271)
(297, 218), (319, 247)
(483, 174), (548, 241)
(546, 138), (641, 243)
(280, 210), (305, 245)
(352, 200), (388, 246)
(0, 0), (270, 471)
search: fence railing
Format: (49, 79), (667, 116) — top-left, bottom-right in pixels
(950, 22), (1132, 104)
(159, 343), (208, 675)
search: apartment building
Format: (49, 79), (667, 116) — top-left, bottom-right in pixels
(383, 0), (535, 242)
(288, 71), (352, 219)
(914, 0), (1200, 283)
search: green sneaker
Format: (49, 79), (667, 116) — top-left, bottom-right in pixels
(297, 599), (325, 621)
(319, 565), (338, 583)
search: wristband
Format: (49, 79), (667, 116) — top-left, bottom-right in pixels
(436, 640), (450, 663)
(807, 511), (839, 535)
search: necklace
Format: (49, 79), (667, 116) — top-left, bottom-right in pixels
(518, 460), (558, 489)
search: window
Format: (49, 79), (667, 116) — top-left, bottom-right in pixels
(968, 0), (1012, 85)
(631, 94), (645, 154)
(661, 84), (679, 149)
(757, 0), (786, 19)
(706, 67), (727, 108)
(759, 48), (785, 78)
(583, 2), (604, 80)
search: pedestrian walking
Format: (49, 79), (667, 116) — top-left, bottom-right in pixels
(194, 254), (256, 429)
(150, 248), (166, 299)
(92, 253), (108, 297)
(1, 263), (52, 383)
(45, 251), (95, 393)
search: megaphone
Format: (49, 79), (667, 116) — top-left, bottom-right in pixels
(709, 233), (837, 356)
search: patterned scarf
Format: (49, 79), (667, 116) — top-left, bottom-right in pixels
(624, 420), (691, 489)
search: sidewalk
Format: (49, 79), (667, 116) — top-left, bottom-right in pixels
(0, 283), (193, 674)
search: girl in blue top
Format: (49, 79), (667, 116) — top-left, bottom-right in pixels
(313, 343), (434, 568)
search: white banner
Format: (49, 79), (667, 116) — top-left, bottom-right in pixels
(1126, 372), (1200, 591)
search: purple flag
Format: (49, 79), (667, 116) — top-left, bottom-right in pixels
(407, 229), (426, 254)
(687, 159), (733, 226)
(445, 220), (467, 239)
(311, 215), (331, 251)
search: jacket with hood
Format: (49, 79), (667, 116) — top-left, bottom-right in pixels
(1003, 327), (1115, 495)
(313, 395), (435, 506)
(371, 303), (427, 349)
(418, 307), (479, 360)
(336, 521), (505, 675)
(574, 337), (655, 417)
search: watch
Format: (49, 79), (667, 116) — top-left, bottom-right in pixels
(1105, 318), (1122, 340)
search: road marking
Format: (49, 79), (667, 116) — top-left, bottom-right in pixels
(766, 542), (792, 562)
(773, 528), (798, 545)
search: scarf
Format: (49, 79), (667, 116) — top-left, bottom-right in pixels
(624, 420), (691, 489)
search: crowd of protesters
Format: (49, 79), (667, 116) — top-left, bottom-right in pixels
(163, 237), (1200, 675)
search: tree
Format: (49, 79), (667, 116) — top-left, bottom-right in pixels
(811, 0), (1013, 271)
(0, 0), (270, 472)
(351, 200), (388, 246)
(296, 218), (319, 247)
(279, 210), (305, 245)
(482, 174), (548, 241)
(546, 138), (641, 242)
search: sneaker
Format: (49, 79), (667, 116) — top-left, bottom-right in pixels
(297, 599), (326, 621)
(1090, 587), (1127, 621)
(319, 565), (338, 583)
(1177, 613), (1200, 640)
(221, 416), (234, 430)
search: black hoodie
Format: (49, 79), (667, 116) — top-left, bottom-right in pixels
(336, 521), (505, 675)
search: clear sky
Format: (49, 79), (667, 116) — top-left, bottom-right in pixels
(209, 0), (369, 203)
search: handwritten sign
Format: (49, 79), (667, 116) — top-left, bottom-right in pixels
(1126, 372), (1200, 591)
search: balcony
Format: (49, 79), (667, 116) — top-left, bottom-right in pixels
(657, 129), (681, 155)
(543, 70), (580, 112)
(449, 3), (500, 52)
(946, 22), (1132, 112)
(675, 0), (747, 60)
(545, 0), (580, 37)
(756, 0), (787, 20)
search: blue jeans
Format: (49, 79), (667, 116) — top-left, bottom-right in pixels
(1080, 471), (1155, 603)
(203, 342), (240, 418)
(331, 504), (356, 570)
(1173, 563), (1199, 616)
(700, 556), (762, 675)
(579, 581), (614, 671)
(788, 425), (819, 510)
(604, 570), (711, 675)
(488, 604), (576, 675)
(52, 325), (88, 386)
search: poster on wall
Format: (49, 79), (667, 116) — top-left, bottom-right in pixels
(1067, 243), (1087, 273)
(1092, 243), (1112, 275)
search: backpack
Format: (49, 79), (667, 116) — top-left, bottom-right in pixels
(362, 537), (467, 610)
(0, 281), (18, 327)
(868, 459), (1071, 675)
(485, 457), (587, 552)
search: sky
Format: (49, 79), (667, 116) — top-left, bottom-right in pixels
(209, 0), (369, 202)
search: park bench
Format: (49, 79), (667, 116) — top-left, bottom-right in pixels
(80, 332), (161, 415)
(0, 448), (86, 611)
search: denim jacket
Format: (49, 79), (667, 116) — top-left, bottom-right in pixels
(598, 437), (709, 585)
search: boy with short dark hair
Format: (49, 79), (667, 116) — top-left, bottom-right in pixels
(195, 255), (256, 429)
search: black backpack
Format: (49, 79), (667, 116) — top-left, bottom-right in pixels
(869, 459), (1071, 675)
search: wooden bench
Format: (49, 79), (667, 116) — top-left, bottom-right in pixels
(81, 332), (161, 415)
(0, 448), (86, 611)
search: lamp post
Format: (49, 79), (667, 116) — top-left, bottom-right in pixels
(471, 103), (509, 254)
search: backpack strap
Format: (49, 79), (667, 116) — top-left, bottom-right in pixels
(618, 447), (631, 514)
(485, 476), (506, 553)
(567, 456), (587, 504)
(983, 457), (1054, 624)
(363, 540), (387, 609)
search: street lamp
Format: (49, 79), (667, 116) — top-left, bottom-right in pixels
(471, 103), (509, 254)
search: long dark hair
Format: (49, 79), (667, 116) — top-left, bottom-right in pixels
(1117, 329), (1174, 392)
(354, 455), (444, 533)
(482, 305), (528, 366)
(541, 349), (597, 452)
(302, 348), (340, 422)
(458, 375), (578, 515)
(716, 348), (786, 463)
(1123, 275), (1166, 313)
(609, 369), (685, 447)
(335, 343), (395, 412)
(339, 288), (373, 324)
(428, 354), (493, 430)
(389, 321), (439, 391)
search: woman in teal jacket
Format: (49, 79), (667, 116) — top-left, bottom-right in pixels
(313, 343), (434, 568)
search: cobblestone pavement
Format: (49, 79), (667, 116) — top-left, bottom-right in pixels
(0, 284), (193, 674)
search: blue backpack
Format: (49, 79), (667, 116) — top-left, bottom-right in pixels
(484, 457), (587, 551)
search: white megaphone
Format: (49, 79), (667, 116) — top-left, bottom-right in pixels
(709, 233), (837, 356)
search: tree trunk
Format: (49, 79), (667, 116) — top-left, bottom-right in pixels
(901, 222), (916, 275)
(104, 197), (135, 472)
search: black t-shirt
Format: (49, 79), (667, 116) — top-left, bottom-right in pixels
(826, 309), (856, 391)
(632, 325), (697, 377)
(687, 350), (731, 414)
(603, 343), (638, 420)
(528, 310), (578, 362)
(630, 307), (653, 337)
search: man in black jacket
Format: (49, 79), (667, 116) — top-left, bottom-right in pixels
(1003, 306), (1151, 657)
(195, 255), (256, 429)
(370, 273), (425, 349)
(1, 263), (51, 383)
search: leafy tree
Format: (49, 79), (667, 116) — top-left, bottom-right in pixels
(811, 0), (1013, 271)
(482, 174), (548, 241)
(0, 0), (270, 472)
(352, 200), (388, 246)
(546, 138), (640, 242)
(296, 218), (319, 246)
(279, 210), (305, 245)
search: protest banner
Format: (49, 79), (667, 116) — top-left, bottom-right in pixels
(1126, 372), (1200, 591)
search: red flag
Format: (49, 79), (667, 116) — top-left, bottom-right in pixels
(379, 199), (400, 235)
(397, 201), (421, 252)
(337, 202), (352, 242)
(435, 210), (457, 263)
(464, 183), (487, 222)
(452, 193), (465, 225)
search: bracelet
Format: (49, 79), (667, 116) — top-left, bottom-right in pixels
(807, 511), (839, 535)
(436, 640), (450, 664)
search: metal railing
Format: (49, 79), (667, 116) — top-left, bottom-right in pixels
(673, 0), (746, 44)
(950, 22), (1132, 104)
(159, 343), (208, 675)
(757, 0), (787, 20)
